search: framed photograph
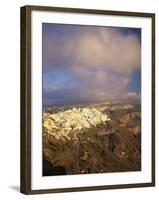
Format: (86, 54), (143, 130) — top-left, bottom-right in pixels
(20, 5), (155, 194)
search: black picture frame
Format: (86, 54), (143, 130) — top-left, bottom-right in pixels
(20, 5), (155, 194)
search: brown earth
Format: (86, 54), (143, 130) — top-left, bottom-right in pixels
(43, 104), (141, 176)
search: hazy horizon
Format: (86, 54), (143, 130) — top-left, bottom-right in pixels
(43, 100), (141, 109)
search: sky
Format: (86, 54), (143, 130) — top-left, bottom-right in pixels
(42, 23), (141, 107)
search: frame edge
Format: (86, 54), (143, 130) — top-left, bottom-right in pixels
(23, 5), (155, 17)
(151, 13), (155, 187)
(20, 6), (32, 195)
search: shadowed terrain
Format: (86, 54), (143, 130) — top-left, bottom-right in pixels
(43, 103), (141, 176)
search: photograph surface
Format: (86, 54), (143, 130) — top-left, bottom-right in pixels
(42, 23), (141, 176)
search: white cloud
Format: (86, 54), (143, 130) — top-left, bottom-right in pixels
(73, 28), (140, 75)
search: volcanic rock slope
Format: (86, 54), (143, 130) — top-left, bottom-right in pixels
(43, 104), (141, 176)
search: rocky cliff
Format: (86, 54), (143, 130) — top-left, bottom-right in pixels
(43, 104), (141, 176)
